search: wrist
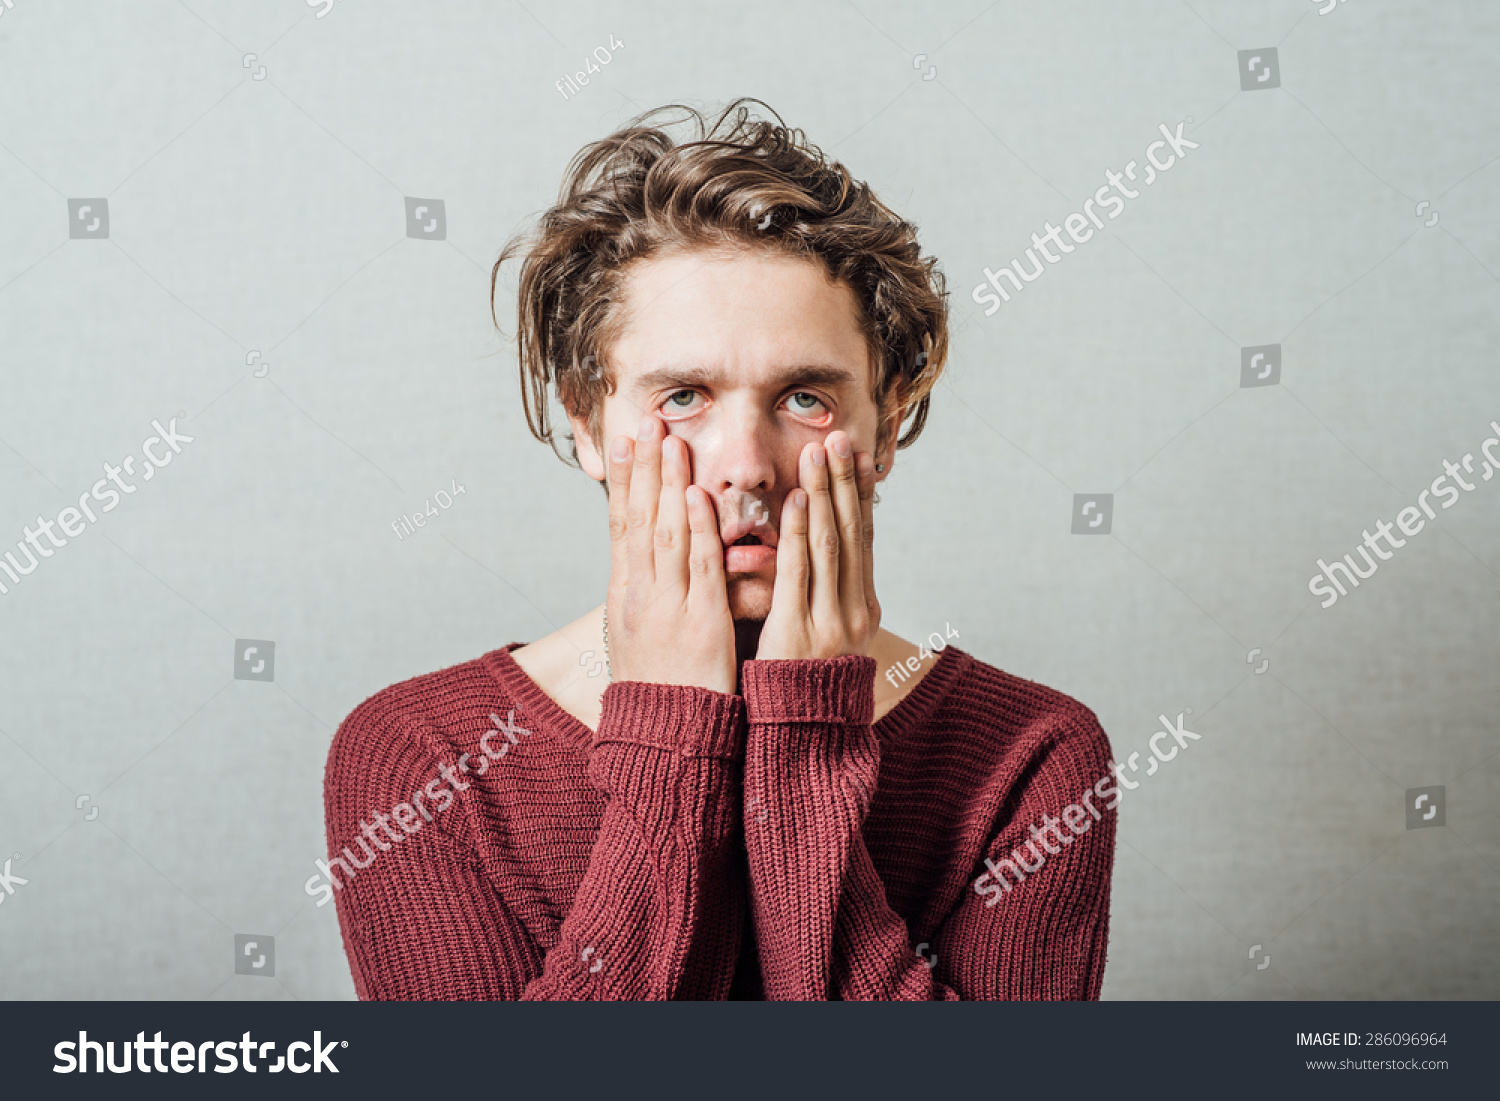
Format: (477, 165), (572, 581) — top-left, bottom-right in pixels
(739, 654), (875, 725)
(595, 679), (746, 758)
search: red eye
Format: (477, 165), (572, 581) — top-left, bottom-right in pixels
(784, 392), (830, 421)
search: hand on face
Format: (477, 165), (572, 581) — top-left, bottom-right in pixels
(605, 414), (740, 695)
(605, 416), (881, 694)
(754, 429), (882, 661)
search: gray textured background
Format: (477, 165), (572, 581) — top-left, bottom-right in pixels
(1, 0), (1496, 1001)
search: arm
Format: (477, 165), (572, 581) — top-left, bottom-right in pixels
(324, 684), (749, 1000)
(921, 703), (1115, 999)
(526, 680), (748, 999)
(740, 671), (1114, 1000)
(739, 653), (890, 999)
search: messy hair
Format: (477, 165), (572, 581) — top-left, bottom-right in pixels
(491, 97), (949, 467)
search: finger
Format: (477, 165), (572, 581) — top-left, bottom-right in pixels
(627, 413), (662, 588)
(825, 431), (864, 612)
(655, 434), (691, 598)
(856, 449), (878, 614)
(685, 485), (729, 610)
(768, 485), (810, 624)
(802, 440), (840, 623)
(606, 433), (634, 596)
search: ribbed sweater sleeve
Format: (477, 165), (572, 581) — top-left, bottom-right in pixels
(524, 681), (748, 1000)
(917, 699), (1115, 1000)
(740, 656), (1114, 1001)
(324, 679), (748, 1001)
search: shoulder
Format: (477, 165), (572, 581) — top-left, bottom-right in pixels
(921, 648), (1113, 777)
(326, 652), (516, 804)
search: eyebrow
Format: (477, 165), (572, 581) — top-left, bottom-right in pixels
(629, 363), (860, 394)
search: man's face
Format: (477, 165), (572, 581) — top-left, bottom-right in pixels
(569, 248), (897, 621)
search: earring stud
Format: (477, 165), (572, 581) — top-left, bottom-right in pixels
(875, 463), (885, 472)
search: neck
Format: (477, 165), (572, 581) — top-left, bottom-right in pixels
(597, 606), (765, 684)
(733, 618), (765, 670)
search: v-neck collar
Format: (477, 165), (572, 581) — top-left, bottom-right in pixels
(479, 640), (965, 751)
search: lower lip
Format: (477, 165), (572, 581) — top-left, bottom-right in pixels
(724, 544), (777, 572)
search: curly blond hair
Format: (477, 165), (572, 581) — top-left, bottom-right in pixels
(491, 97), (949, 466)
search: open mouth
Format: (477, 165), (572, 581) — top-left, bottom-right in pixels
(731, 535), (763, 547)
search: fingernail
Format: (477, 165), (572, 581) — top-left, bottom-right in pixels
(810, 445), (825, 468)
(793, 489), (807, 509)
(611, 437), (630, 463)
(637, 415), (655, 442)
(831, 435), (851, 459)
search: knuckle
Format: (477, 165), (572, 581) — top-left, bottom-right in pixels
(653, 525), (677, 551)
(817, 530), (841, 557)
(608, 514), (629, 542)
(626, 507), (652, 532)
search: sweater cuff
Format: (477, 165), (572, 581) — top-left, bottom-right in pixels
(594, 680), (746, 758)
(739, 655), (876, 725)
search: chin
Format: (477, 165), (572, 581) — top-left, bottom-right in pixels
(727, 574), (774, 621)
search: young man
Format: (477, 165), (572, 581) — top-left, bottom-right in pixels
(321, 100), (1116, 1000)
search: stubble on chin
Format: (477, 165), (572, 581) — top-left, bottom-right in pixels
(726, 573), (774, 623)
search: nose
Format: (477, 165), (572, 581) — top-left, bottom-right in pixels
(696, 404), (780, 498)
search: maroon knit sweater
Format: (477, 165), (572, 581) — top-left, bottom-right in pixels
(322, 643), (1116, 1000)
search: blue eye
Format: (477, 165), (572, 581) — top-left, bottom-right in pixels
(665, 390), (698, 409)
(786, 392), (829, 417)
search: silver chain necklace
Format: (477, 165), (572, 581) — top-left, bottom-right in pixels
(602, 605), (612, 682)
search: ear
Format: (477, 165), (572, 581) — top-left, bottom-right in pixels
(568, 409), (606, 482)
(874, 388), (905, 483)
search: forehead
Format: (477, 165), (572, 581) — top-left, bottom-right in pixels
(608, 248), (873, 386)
